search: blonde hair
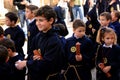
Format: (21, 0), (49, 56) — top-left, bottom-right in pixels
(96, 27), (117, 45)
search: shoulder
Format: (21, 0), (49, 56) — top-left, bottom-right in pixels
(112, 45), (120, 50)
(66, 36), (74, 42)
(83, 36), (93, 43)
(5, 27), (10, 31)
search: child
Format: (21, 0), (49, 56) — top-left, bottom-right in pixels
(0, 45), (12, 80)
(15, 5), (65, 80)
(96, 27), (120, 80)
(25, 5), (39, 59)
(65, 19), (95, 80)
(0, 26), (4, 40)
(4, 12), (25, 58)
(0, 38), (26, 80)
(99, 12), (115, 30)
(111, 10), (120, 45)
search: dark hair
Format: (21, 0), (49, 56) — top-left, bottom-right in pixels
(0, 45), (8, 63)
(54, 23), (67, 36)
(5, 12), (18, 23)
(26, 5), (38, 13)
(0, 38), (16, 52)
(35, 5), (57, 24)
(100, 12), (112, 20)
(73, 19), (86, 29)
(111, 10), (120, 21)
(0, 26), (4, 36)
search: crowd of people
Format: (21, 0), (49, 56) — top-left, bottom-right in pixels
(0, 0), (120, 80)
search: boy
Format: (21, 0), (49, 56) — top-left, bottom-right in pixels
(4, 12), (25, 58)
(65, 19), (94, 80)
(99, 12), (115, 30)
(111, 10), (120, 45)
(0, 45), (12, 80)
(15, 5), (65, 80)
(25, 5), (39, 59)
(0, 38), (26, 80)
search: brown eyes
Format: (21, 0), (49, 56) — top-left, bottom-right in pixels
(78, 30), (85, 32)
(106, 37), (114, 40)
(36, 19), (46, 22)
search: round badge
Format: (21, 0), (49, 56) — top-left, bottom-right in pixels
(89, 24), (92, 28)
(70, 46), (76, 53)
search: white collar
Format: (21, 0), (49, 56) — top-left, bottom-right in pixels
(103, 44), (112, 48)
(28, 18), (35, 24)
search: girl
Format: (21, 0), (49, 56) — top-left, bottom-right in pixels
(96, 27), (120, 80)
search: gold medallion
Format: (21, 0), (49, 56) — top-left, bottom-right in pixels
(89, 24), (92, 29)
(7, 34), (11, 39)
(70, 46), (76, 53)
(103, 57), (107, 64)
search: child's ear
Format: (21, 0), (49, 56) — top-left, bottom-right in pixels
(102, 37), (104, 41)
(7, 48), (11, 52)
(73, 28), (75, 32)
(49, 18), (54, 24)
(11, 20), (15, 25)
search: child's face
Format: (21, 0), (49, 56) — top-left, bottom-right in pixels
(35, 16), (53, 33)
(99, 16), (110, 27)
(73, 27), (85, 38)
(25, 8), (34, 19)
(5, 17), (13, 26)
(111, 12), (117, 22)
(103, 33), (115, 46)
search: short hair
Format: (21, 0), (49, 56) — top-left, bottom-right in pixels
(111, 10), (120, 21)
(0, 38), (16, 52)
(5, 12), (18, 23)
(99, 12), (112, 20)
(54, 23), (67, 36)
(0, 45), (8, 63)
(0, 26), (4, 36)
(26, 5), (38, 14)
(73, 19), (86, 30)
(35, 5), (57, 24)
(96, 27), (117, 45)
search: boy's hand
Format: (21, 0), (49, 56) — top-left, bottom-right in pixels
(15, 60), (27, 70)
(102, 66), (111, 73)
(75, 54), (82, 61)
(33, 55), (42, 60)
